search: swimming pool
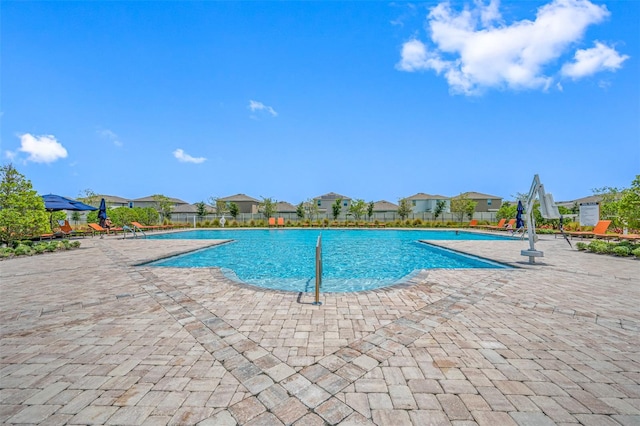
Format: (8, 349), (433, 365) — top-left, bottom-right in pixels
(146, 229), (511, 292)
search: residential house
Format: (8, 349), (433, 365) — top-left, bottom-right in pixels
(457, 192), (503, 212)
(404, 193), (450, 214)
(130, 195), (190, 209)
(276, 201), (297, 214)
(372, 200), (398, 213)
(220, 194), (260, 214)
(172, 203), (215, 222)
(88, 195), (130, 208)
(313, 192), (352, 216)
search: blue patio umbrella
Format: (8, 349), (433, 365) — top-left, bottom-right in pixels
(42, 194), (97, 230)
(42, 194), (98, 212)
(516, 200), (525, 229)
(98, 198), (107, 226)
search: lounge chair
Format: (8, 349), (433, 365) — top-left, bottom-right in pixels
(131, 221), (163, 231)
(88, 223), (122, 236)
(498, 219), (517, 232)
(277, 217), (285, 227)
(469, 219), (478, 227)
(617, 234), (640, 241)
(482, 218), (506, 231)
(59, 220), (86, 238)
(268, 218), (276, 227)
(564, 220), (612, 239)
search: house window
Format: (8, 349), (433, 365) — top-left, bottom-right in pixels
(412, 200), (416, 206)
(317, 200), (321, 206)
(128, 202), (133, 208)
(487, 199), (492, 205)
(343, 201), (347, 207)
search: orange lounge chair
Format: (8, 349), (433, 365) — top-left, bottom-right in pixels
(469, 219), (478, 227)
(564, 220), (612, 239)
(131, 221), (163, 231)
(482, 218), (506, 231)
(617, 233), (640, 241)
(498, 218), (517, 231)
(59, 220), (86, 238)
(268, 217), (276, 227)
(88, 223), (122, 236)
(277, 217), (285, 227)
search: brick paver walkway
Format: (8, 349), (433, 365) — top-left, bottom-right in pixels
(1, 231), (638, 425)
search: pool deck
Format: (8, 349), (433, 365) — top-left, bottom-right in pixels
(1, 230), (638, 425)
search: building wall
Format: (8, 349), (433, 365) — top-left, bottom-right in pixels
(472, 198), (502, 212)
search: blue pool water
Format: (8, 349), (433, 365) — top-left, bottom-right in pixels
(147, 229), (510, 292)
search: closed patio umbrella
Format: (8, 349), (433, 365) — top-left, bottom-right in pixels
(98, 198), (107, 227)
(516, 200), (525, 230)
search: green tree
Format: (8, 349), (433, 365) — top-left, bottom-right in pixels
(71, 211), (81, 226)
(259, 196), (277, 219)
(397, 198), (412, 221)
(367, 201), (375, 220)
(496, 201), (516, 220)
(304, 199), (319, 221)
(296, 202), (305, 221)
(348, 199), (367, 221)
(0, 164), (49, 245)
(195, 201), (208, 219)
(228, 202), (239, 220)
(450, 194), (477, 223)
(434, 200), (446, 220)
(152, 194), (173, 223)
(209, 196), (229, 218)
(331, 198), (342, 221)
(617, 175), (640, 231)
(592, 185), (626, 228)
(77, 188), (99, 207)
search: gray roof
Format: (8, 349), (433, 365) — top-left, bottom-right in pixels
(220, 193), (260, 202)
(276, 201), (297, 212)
(314, 192), (352, 201)
(373, 200), (398, 211)
(173, 203), (216, 214)
(95, 194), (130, 204)
(132, 195), (189, 204)
(556, 195), (603, 207)
(405, 193), (449, 200)
(459, 191), (502, 200)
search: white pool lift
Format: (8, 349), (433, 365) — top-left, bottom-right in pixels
(522, 174), (562, 264)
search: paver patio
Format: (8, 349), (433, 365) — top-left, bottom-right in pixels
(1, 231), (638, 425)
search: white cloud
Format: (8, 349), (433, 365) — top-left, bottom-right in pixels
(248, 100), (278, 117)
(173, 149), (206, 164)
(98, 128), (123, 147)
(397, 0), (627, 95)
(15, 133), (68, 163)
(561, 41), (629, 79)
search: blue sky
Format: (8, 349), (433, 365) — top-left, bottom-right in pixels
(2, 0), (638, 205)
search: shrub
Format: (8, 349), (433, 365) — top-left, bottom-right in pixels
(612, 246), (631, 257)
(0, 247), (14, 257)
(632, 247), (640, 258)
(576, 242), (588, 251)
(587, 240), (612, 254)
(70, 241), (81, 248)
(14, 244), (33, 256)
(231, 220), (239, 227)
(413, 218), (423, 226)
(212, 219), (220, 227)
(33, 244), (47, 254)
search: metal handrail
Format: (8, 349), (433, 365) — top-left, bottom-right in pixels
(313, 234), (322, 305)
